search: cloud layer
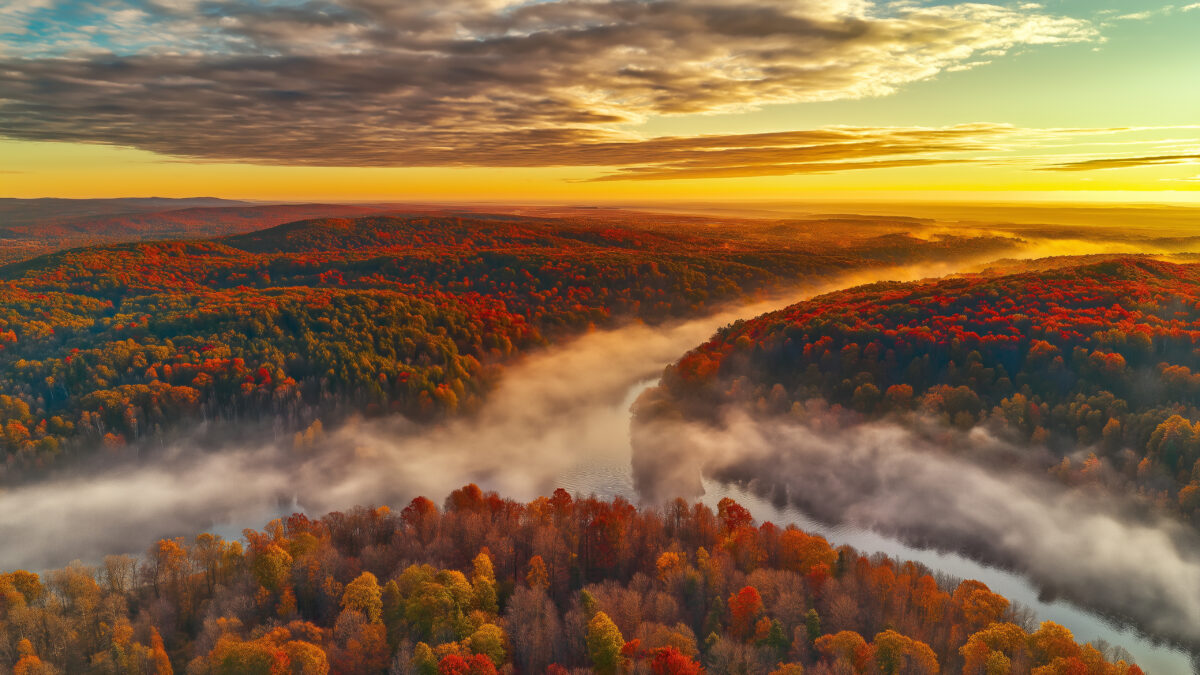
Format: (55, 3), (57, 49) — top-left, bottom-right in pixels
(1041, 153), (1200, 171)
(0, 0), (1095, 172)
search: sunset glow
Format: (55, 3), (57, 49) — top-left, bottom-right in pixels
(2, 0), (1198, 202)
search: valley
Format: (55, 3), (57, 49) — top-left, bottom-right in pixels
(1, 202), (1199, 674)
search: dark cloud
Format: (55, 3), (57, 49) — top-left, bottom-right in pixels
(1041, 153), (1200, 171)
(0, 1), (1095, 175)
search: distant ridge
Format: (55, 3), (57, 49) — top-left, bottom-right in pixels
(0, 197), (250, 227)
(0, 201), (416, 265)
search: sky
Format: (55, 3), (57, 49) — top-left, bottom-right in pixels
(0, 0), (1198, 202)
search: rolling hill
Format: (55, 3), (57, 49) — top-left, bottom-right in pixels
(646, 256), (1200, 520)
(0, 213), (1019, 481)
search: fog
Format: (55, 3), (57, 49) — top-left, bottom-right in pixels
(0, 316), (685, 570)
(2, 266), (943, 572)
(631, 408), (1200, 649)
(3, 244), (1199, 670)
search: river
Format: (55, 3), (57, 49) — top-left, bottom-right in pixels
(559, 379), (1196, 674)
(1, 265), (1194, 673)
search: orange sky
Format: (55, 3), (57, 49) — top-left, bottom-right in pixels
(1, 0), (1198, 203)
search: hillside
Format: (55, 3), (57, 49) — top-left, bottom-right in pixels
(0, 202), (408, 265)
(647, 255), (1200, 519)
(0, 214), (1018, 481)
(0, 486), (1144, 675)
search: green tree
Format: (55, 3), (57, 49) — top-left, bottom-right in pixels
(586, 611), (625, 675)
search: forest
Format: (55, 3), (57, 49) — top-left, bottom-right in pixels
(0, 485), (1142, 675)
(0, 213), (1015, 481)
(651, 256), (1200, 521)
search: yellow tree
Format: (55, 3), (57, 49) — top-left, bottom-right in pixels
(342, 572), (383, 624)
(471, 551), (498, 614)
(586, 611), (625, 675)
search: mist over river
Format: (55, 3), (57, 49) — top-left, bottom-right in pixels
(1, 263), (1194, 673)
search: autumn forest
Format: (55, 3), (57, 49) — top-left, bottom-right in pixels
(9, 0), (1200, 669)
(0, 197), (1197, 675)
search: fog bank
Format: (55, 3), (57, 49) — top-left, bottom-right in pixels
(0, 277), (848, 570)
(0, 314), (705, 570)
(5, 260), (994, 571)
(631, 408), (1200, 649)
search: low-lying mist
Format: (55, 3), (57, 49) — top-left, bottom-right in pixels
(631, 407), (1200, 649)
(3, 261), (1009, 572)
(5, 242), (1200, 667)
(0, 274), (874, 571)
(0, 310), (706, 571)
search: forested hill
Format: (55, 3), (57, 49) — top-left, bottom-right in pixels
(0, 214), (1016, 481)
(0, 486), (1144, 675)
(650, 255), (1200, 521)
(0, 202), (404, 265)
